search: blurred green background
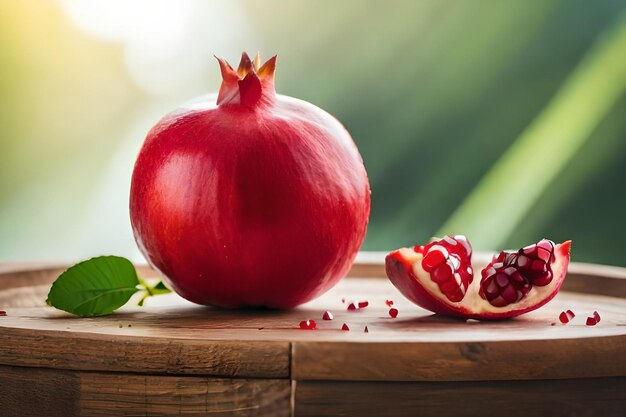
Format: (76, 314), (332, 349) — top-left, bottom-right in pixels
(1, 0), (625, 265)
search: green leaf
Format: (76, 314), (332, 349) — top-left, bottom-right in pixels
(47, 256), (140, 317)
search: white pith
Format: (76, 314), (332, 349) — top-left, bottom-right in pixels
(398, 246), (566, 314)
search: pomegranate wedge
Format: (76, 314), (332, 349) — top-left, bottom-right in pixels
(386, 236), (571, 320)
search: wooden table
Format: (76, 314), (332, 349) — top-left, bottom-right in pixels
(1, 254), (625, 416)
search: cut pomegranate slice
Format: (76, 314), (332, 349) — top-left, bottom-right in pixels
(389, 308), (399, 318)
(385, 236), (571, 320)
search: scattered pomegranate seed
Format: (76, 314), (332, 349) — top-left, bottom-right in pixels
(0, 310), (6, 316)
(385, 299), (394, 307)
(299, 319), (317, 330)
(593, 311), (601, 323)
(559, 310), (575, 324)
(347, 300), (369, 311)
(341, 297), (346, 303)
(586, 316), (598, 326)
(389, 308), (399, 318)
(322, 311), (334, 320)
(341, 323), (350, 331)
(364, 326), (369, 333)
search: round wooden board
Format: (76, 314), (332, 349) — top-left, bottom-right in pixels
(1, 255), (625, 416)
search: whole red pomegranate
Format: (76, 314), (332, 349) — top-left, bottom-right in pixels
(130, 53), (370, 308)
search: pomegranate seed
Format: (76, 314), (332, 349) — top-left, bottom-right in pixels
(341, 323), (350, 331)
(322, 311), (334, 320)
(389, 308), (399, 318)
(385, 299), (394, 307)
(593, 311), (601, 323)
(418, 236), (473, 303)
(364, 326), (369, 333)
(559, 310), (575, 324)
(299, 319), (317, 330)
(586, 316), (598, 326)
(347, 301), (368, 311)
(0, 310), (6, 316)
(341, 297), (346, 303)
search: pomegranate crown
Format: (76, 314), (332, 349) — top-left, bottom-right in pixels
(215, 52), (277, 108)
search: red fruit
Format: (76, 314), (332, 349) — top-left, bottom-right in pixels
(389, 308), (399, 318)
(322, 311), (334, 320)
(358, 301), (369, 309)
(593, 311), (601, 323)
(0, 311), (6, 317)
(559, 310), (575, 324)
(385, 299), (394, 307)
(299, 319), (317, 330)
(341, 323), (350, 331)
(586, 316), (598, 326)
(364, 326), (369, 333)
(130, 53), (370, 309)
(385, 236), (571, 320)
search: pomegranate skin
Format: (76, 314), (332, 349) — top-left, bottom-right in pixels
(130, 55), (370, 309)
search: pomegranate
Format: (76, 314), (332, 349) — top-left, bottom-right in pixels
(130, 53), (370, 308)
(386, 236), (571, 320)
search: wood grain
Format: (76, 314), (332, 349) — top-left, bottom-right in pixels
(0, 364), (290, 417)
(294, 378), (626, 417)
(0, 327), (289, 377)
(292, 335), (626, 381)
